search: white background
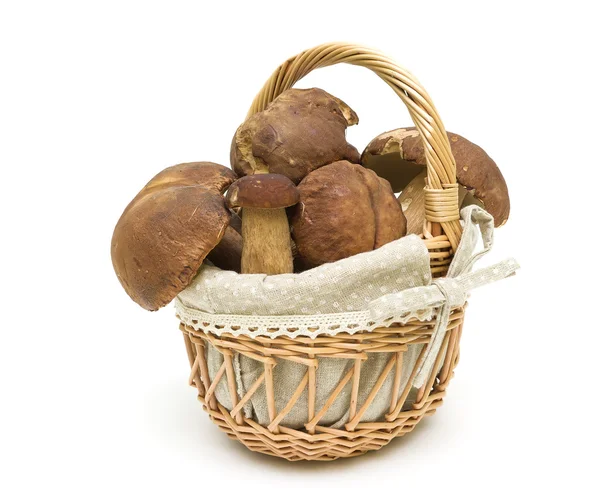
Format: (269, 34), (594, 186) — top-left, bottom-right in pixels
(1, 1), (598, 497)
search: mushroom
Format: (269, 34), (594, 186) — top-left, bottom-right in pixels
(228, 210), (243, 233)
(361, 127), (510, 227)
(226, 174), (300, 274)
(206, 225), (243, 273)
(231, 88), (360, 184)
(111, 162), (237, 311)
(399, 171), (483, 235)
(205, 210), (243, 272)
(398, 171), (427, 235)
(290, 161), (407, 268)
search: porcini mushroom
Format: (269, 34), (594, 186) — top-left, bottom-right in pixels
(231, 88), (360, 184)
(226, 174), (300, 274)
(111, 162), (237, 311)
(206, 225), (243, 273)
(361, 127), (510, 227)
(290, 161), (407, 268)
(206, 209), (243, 272)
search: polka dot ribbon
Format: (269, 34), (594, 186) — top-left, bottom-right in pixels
(369, 198), (519, 391)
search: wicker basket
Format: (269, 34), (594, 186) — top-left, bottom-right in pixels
(181, 43), (469, 461)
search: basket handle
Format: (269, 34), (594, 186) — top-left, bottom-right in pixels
(247, 42), (463, 250)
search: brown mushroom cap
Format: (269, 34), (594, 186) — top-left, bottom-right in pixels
(226, 174), (300, 209)
(361, 127), (510, 227)
(231, 88), (360, 184)
(290, 161), (407, 268)
(111, 162), (236, 311)
(140, 161), (237, 194)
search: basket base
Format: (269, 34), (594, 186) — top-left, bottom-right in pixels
(198, 385), (448, 461)
(182, 307), (464, 461)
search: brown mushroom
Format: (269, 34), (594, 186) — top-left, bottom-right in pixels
(399, 171), (484, 235)
(205, 210), (243, 272)
(111, 162), (237, 311)
(398, 171), (427, 235)
(361, 127), (510, 227)
(226, 174), (300, 274)
(206, 226), (242, 272)
(228, 210), (243, 234)
(231, 88), (360, 184)
(290, 161), (407, 268)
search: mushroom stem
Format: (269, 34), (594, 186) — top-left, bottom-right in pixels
(241, 208), (293, 274)
(226, 173), (299, 275)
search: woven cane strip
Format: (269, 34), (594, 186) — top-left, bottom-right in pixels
(182, 308), (464, 461)
(425, 236), (452, 276)
(424, 183), (460, 223)
(248, 42), (462, 250)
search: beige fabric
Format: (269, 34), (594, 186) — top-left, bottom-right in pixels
(208, 344), (424, 429)
(176, 206), (518, 426)
(176, 234), (432, 338)
(368, 206), (519, 386)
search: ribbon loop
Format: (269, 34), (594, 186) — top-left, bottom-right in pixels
(368, 257), (519, 326)
(368, 204), (520, 388)
(373, 257), (519, 388)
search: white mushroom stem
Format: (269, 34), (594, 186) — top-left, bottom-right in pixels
(241, 208), (293, 274)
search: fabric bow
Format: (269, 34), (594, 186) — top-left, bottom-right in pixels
(368, 205), (519, 387)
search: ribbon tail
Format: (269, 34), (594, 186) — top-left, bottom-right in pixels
(413, 293), (451, 388)
(412, 257), (520, 388)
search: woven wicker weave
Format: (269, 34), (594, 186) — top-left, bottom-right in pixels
(181, 43), (465, 461)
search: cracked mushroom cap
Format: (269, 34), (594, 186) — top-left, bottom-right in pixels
(231, 88), (360, 184)
(361, 127), (510, 227)
(290, 161), (407, 268)
(111, 162), (237, 311)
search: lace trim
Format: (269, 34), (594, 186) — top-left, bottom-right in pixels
(175, 299), (435, 339)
